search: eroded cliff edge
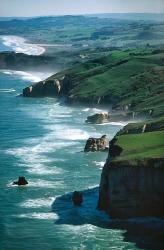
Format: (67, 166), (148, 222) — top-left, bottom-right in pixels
(97, 118), (164, 218)
(21, 47), (164, 218)
(22, 49), (164, 118)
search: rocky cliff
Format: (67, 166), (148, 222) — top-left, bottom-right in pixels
(23, 75), (71, 97)
(98, 120), (164, 218)
(0, 51), (61, 71)
(22, 49), (164, 118)
(98, 159), (164, 218)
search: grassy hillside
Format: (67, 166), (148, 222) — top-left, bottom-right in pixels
(42, 48), (164, 117)
(118, 117), (164, 134)
(113, 130), (164, 161)
(108, 117), (164, 162)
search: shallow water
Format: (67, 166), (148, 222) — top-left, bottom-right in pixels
(0, 70), (129, 250)
(0, 35), (45, 55)
(0, 37), (163, 250)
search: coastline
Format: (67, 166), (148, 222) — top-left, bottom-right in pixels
(0, 14), (164, 250)
(0, 35), (46, 55)
(0, 69), (53, 83)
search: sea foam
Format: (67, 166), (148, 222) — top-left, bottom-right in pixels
(1, 70), (53, 83)
(1, 35), (45, 55)
(20, 197), (54, 208)
(16, 212), (58, 220)
(8, 179), (63, 188)
(93, 161), (105, 168)
(0, 88), (16, 93)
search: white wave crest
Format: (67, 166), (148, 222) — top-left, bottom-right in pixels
(1, 70), (52, 83)
(8, 179), (63, 188)
(20, 197), (54, 208)
(82, 108), (90, 112)
(42, 179), (63, 188)
(92, 108), (108, 113)
(108, 121), (128, 126)
(44, 124), (90, 141)
(82, 108), (108, 113)
(2, 70), (13, 75)
(16, 212), (58, 220)
(0, 88), (16, 93)
(93, 161), (105, 168)
(26, 165), (63, 175)
(5, 128), (78, 175)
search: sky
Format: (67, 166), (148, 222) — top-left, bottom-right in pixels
(0, 0), (164, 17)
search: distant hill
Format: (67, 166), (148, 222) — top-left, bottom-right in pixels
(0, 14), (163, 49)
(0, 13), (164, 22)
(88, 13), (164, 21)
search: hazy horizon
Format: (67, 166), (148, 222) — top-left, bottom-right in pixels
(0, 12), (164, 19)
(0, 0), (164, 17)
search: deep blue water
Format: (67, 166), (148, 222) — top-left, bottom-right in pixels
(0, 37), (163, 250)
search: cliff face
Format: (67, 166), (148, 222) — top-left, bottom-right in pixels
(98, 122), (164, 218)
(22, 49), (164, 118)
(23, 75), (71, 97)
(98, 160), (164, 218)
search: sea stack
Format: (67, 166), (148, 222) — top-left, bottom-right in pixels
(72, 191), (83, 206)
(13, 176), (28, 186)
(86, 112), (109, 124)
(84, 135), (108, 152)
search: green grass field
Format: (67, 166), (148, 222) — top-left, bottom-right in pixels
(113, 130), (164, 161)
(118, 117), (164, 135)
(46, 49), (164, 118)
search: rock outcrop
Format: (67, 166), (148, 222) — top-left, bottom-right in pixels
(23, 75), (71, 97)
(98, 159), (164, 218)
(84, 135), (108, 152)
(13, 176), (28, 186)
(23, 79), (61, 97)
(108, 137), (123, 158)
(21, 49), (164, 120)
(72, 191), (83, 206)
(86, 112), (109, 124)
(97, 121), (164, 218)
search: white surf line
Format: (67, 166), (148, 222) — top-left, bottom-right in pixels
(15, 212), (58, 220)
(0, 69), (53, 83)
(7, 179), (64, 188)
(97, 121), (128, 126)
(1, 35), (45, 55)
(93, 161), (105, 168)
(20, 197), (54, 208)
(35, 43), (72, 47)
(0, 88), (16, 93)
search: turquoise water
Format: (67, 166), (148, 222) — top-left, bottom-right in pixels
(0, 37), (163, 250)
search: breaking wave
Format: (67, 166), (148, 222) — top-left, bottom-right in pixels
(1, 35), (45, 55)
(1, 69), (52, 83)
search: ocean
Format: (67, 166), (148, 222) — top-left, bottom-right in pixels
(0, 36), (163, 250)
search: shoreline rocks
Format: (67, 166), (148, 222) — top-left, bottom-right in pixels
(84, 135), (108, 152)
(23, 74), (72, 98)
(23, 79), (62, 97)
(13, 176), (28, 186)
(86, 112), (109, 124)
(72, 191), (83, 206)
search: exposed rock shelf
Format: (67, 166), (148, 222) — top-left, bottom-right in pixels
(84, 135), (108, 152)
